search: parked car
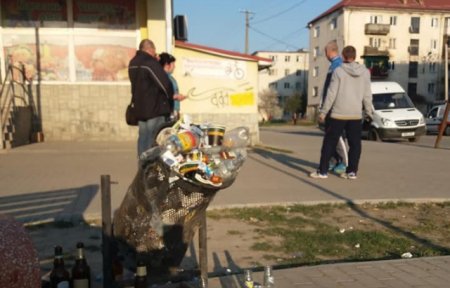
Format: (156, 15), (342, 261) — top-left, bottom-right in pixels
(364, 82), (426, 142)
(426, 104), (450, 135)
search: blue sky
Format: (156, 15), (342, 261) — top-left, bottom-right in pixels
(173, 0), (340, 54)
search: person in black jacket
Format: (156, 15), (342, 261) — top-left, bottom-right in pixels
(128, 39), (174, 156)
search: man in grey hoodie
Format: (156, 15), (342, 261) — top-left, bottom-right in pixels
(310, 46), (373, 180)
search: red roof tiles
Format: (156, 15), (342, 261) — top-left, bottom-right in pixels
(309, 0), (450, 25)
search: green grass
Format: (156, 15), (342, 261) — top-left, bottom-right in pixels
(209, 202), (450, 266)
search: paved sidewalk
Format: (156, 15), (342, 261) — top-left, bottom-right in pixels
(1, 125), (450, 287)
(208, 255), (450, 287)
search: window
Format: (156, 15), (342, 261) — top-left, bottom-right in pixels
(0, 0), (137, 82)
(408, 83), (417, 98)
(314, 26), (320, 37)
(296, 82), (301, 90)
(409, 39), (419, 55)
(270, 55), (278, 61)
(390, 16), (397, 26)
(284, 82), (290, 89)
(410, 17), (420, 33)
(285, 69), (290, 76)
(370, 37), (381, 48)
(285, 55), (291, 62)
(296, 70), (301, 76)
(409, 61), (418, 78)
(296, 55), (300, 62)
(428, 83), (435, 94)
(268, 69), (277, 76)
(330, 18), (337, 30)
(431, 18), (439, 28)
(370, 15), (382, 24)
(313, 46), (320, 58)
(389, 38), (396, 49)
(431, 39), (437, 50)
(313, 66), (319, 77)
(269, 82), (278, 89)
(313, 86), (318, 97)
(429, 62), (437, 73)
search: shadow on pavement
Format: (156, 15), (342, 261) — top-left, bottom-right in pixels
(251, 147), (450, 256)
(0, 185), (98, 224)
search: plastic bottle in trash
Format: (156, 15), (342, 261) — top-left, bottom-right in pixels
(134, 261), (147, 288)
(244, 269), (254, 288)
(263, 265), (275, 287)
(222, 126), (250, 149)
(164, 130), (200, 155)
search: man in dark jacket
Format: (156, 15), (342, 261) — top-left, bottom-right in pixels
(128, 39), (174, 156)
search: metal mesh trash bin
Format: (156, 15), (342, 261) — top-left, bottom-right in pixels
(113, 120), (249, 276)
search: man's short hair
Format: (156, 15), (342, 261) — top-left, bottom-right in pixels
(325, 40), (338, 53)
(139, 39), (155, 51)
(342, 46), (356, 60)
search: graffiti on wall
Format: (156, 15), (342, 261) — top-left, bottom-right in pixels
(186, 83), (254, 109)
(182, 58), (247, 80)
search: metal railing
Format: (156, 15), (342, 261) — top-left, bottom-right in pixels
(0, 58), (33, 149)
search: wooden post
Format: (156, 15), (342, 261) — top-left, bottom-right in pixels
(434, 101), (450, 148)
(435, 43), (450, 148)
(199, 212), (208, 287)
(101, 175), (114, 288)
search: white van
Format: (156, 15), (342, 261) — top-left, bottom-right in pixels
(364, 81), (426, 142)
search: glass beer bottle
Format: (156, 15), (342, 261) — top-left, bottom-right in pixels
(50, 245), (70, 288)
(71, 242), (91, 288)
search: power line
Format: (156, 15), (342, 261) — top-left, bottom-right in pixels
(251, 0), (308, 25)
(249, 25), (299, 50)
(261, 27), (307, 51)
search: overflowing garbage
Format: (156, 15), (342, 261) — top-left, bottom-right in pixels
(113, 116), (250, 275)
(140, 115), (250, 188)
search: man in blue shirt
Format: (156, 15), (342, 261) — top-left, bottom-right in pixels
(318, 40), (348, 175)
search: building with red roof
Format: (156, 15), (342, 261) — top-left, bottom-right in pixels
(307, 0), (450, 117)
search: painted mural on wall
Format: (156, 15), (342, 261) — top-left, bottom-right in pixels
(74, 36), (135, 81)
(2, 35), (134, 82)
(180, 57), (255, 110)
(182, 58), (247, 80)
(1, 0), (136, 82)
(3, 34), (69, 81)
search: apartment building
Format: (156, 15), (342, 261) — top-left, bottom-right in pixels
(253, 50), (309, 118)
(307, 0), (450, 119)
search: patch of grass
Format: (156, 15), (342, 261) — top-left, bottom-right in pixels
(209, 202), (450, 266)
(251, 242), (274, 251)
(373, 201), (415, 210)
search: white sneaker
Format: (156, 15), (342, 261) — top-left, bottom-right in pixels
(309, 171), (328, 179)
(341, 172), (357, 180)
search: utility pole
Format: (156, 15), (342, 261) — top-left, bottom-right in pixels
(240, 10), (254, 54)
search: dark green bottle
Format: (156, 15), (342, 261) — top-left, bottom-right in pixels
(134, 260), (147, 288)
(71, 242), (91, 288)
(50, 245), (70, 288)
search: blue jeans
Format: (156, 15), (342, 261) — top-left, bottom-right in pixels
(137, 116), (166, 156)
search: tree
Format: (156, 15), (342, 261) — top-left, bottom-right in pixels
(258, 88), (280, 121)
(284, 92), (303, 115)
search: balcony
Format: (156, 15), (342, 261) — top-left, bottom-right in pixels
(365, 23), (390, 35)
(408, 46), (419, 56)
(363, 46), (389, 57)
(409, 26), (420, 34)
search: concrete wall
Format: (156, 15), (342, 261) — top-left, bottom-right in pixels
(34, 83), (136, 141)
(173, 45), (261, 144)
